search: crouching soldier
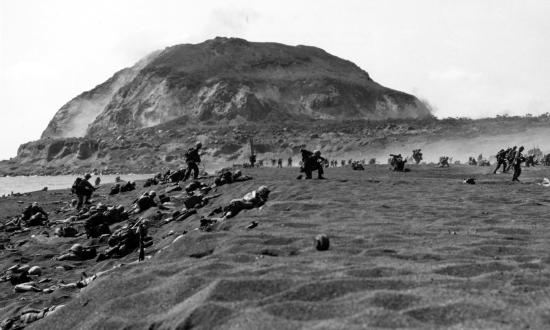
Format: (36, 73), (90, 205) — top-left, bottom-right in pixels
(21, 202), (48, 226)
(390, 154), (407, 172)
(83, 205), (111, 238)
(72, 174), (95, 209)
(120, 181), (136, 192)
(493, 149), (507, 174)
(437, 156), (450, 168)
(300, 149), (326, 179)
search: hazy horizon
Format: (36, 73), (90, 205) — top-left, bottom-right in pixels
(1, 0), (549, 160)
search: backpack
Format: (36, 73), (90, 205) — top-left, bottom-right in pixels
(71, 178), (83, 194)
(300, 149), (313, 162)
(185, 148), (195, 161)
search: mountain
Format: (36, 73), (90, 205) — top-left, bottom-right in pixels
(41, 37), (431, 139)
(5, 37), (548, 176)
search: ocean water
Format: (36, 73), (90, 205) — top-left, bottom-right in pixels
(0, 174), (153, 196)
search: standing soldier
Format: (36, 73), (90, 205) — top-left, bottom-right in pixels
(493, 149), (507, 174)
(183, 142), (202, 181)
(277, 158), (283, 168)
(512, 146), (525, 182)
(505, 146), (517, 172)
(412, 149), (423, 164)
(249, 154), (256, 167)
(287, 157), (293, 167)
(249, 138), (256, 167)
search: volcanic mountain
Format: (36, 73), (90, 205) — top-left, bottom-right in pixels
(41, 37), (431, 139)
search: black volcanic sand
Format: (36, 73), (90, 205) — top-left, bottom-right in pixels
(1, 165), (550, 329)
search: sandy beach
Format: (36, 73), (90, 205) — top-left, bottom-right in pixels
(1, 164), (549, 329)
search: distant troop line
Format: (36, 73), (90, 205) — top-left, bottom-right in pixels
(240, 142), (549, 182)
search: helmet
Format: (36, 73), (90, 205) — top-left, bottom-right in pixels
(18, 265), (31, 273)
(196, 142), (202, 148)
(234, 170), (242, 176)
(28, 266), (42, 276)
(313, 150), (321, 156)
(257, 186), (270, 194)
(149, 190), (157, 197)
(70, 243), (83, 253)
(84, 173), (92, 179)
(96, 203), (106, 211)
(54, 227), (63, 236)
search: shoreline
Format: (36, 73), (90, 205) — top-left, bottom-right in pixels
(0, 173), (155, 196)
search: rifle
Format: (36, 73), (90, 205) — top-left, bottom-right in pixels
(203, 193), (222, 201)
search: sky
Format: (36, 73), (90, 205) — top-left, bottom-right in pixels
(1, 0), (549, 160)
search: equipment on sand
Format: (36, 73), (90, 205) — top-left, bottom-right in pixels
(315, 234), (330, 251)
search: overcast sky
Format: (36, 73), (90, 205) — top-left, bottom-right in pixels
(1, 0), (549, 160)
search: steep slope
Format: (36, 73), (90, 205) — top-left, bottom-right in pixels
(42, 37), (431, 138)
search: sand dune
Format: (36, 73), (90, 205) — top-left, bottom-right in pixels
(1, 165), (550, 329)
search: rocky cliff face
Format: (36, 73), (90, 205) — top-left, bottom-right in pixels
(41, 37), (431, 139)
